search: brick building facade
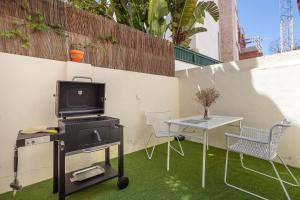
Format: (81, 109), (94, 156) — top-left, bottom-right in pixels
(219, 0), (262, 62)
(218, 0), (240, 62)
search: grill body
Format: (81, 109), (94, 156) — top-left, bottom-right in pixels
(55, 79), (120, 153)
(58, 116), (122, 153)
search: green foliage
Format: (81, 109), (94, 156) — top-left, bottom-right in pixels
(167, 0), (219, 47)
(112, 0), (149, 32)
(68, 0), (149, 31)
(71, 34), (118, 52)
(0, 1), (71, 50)
(0, 21), (30, 49)
(48, 23), (68, 38)
(97, 35), (118, 44)
(26, 12), (48, 31)
(178, 0), (197, 28)
(26, 11), (67, 38)
(148, 0), (168, 37)
(4, 0), (220, 50)
(70, 43), (85, 50)
(68, 0), (114, 19)
(196, 1), (219, 22)
(74, 42), (105, 51)
(111, 0), (219, 47)
(65, 0), (219, 47)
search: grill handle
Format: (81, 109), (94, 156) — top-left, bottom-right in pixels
(72, 76), (93, 82)
(94, 130), (102, 142)
(82, 145), (108, 153)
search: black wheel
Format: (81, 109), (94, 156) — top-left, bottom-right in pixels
(117, 176), (129, 190)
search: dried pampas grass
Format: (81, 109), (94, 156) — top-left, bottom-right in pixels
(196, 88), (220, 107)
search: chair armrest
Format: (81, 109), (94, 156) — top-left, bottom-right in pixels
(225, 132), (269, 144)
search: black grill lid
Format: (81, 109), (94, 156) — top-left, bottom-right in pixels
(55, 77), (105, 118)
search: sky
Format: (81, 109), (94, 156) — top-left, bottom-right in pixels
(237, 0), (300, 55)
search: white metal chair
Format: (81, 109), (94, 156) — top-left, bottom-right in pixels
(224, 119), (299, 200)
(144, 111), (184, 159)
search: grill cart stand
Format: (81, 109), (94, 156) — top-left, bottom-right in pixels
(12, 77), (129, 200)
(53, 125), (128, 200)
(13, 126), (128, 200)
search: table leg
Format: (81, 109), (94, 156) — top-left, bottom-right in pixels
(167, 123), (171, 171)
(202, 130), (207, 188)
(206, 134), (209, 150)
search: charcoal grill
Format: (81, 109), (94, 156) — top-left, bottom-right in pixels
(12, 76), (129, 200)
(53, 76), (129, 200)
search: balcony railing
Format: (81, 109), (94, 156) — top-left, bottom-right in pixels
(174, 46), (221, 66)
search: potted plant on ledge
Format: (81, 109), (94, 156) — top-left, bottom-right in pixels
(70, 43), (84, 62)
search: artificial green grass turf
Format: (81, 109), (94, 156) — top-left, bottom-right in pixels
(1, 141), (300, 200)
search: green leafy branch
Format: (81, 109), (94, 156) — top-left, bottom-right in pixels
(26, 12), (48, 31)
(0, 21), (30, 49)
(97, 35), (118, 44)
(0, 10), (68, 49)
(27, 12), (68, 37)
(71, 41), (107, 52)
(48, 23), (68, 37)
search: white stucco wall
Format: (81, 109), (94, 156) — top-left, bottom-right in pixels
(175, 60), (203, 71)
(0, 53), (179, 194)
(176, 50), (300, 168)
(1, 49), (300, 195)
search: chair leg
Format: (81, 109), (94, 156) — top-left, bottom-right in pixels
(277, 155), (299, 187)
(144, 133), (156, 159)
(224, 150), (229, 184)
(270, 161), (292, 200)
(224, 150), (269, 200)
(169, 136), (184, 156)
(240, 155), (299, 187)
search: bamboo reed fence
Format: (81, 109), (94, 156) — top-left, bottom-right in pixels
(0, 0), (175, 76)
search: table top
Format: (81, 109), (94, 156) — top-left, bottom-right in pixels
(166, 115), (243, 130)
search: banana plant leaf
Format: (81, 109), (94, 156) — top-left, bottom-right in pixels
(177, 0), (197, 29)
(195, 1), (219, 22)
(186, 27), (207, 37)
(148, 0), (168, 36)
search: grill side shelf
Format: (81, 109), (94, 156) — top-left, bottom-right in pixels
(16, 131), (60, 148)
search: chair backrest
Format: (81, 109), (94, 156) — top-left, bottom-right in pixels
(145, 111), (171, 136)
(269, 119), (291, 155)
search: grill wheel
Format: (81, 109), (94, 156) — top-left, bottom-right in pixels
(117, 176), (129, 190)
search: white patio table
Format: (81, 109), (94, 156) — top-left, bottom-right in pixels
(166, 115), (243, 188)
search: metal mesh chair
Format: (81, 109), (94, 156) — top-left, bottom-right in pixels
(144, 111), (184, 159)
(224, 119), (299, 200)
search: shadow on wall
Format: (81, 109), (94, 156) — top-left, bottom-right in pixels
(177, 53), (300, 167)
(214, 58), (284, 127)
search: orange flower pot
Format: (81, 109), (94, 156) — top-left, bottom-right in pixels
(70, 49), (84, 62)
